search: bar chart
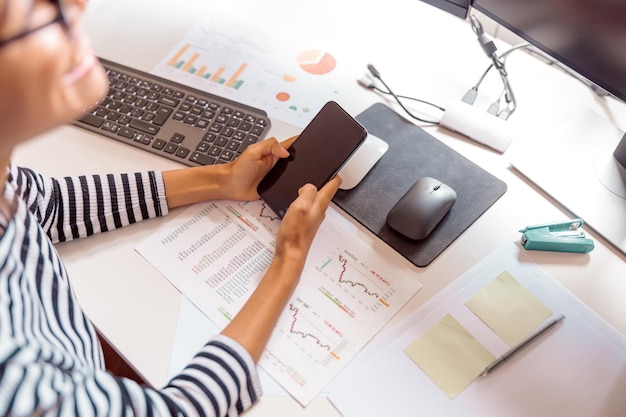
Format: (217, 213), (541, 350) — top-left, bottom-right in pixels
(166, 43), (248, 90)
(153, 15), (349, 127)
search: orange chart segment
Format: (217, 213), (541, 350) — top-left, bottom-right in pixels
(298, 49), (336, 75)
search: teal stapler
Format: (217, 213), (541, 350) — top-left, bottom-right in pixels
(519, 219), (594, 253)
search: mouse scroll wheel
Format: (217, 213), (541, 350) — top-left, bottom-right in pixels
(433, 184), (441, 191)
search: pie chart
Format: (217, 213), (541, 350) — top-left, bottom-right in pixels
(297, 49), (336, 75)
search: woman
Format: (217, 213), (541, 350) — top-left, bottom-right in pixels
(0, 0), (341, 415)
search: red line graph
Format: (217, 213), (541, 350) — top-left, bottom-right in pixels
(258, 200), (280, 221)
(336, 255), (379, 298)
(288, 304), (331, 351)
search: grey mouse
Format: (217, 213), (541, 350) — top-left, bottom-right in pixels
(386, 177), (457, 240)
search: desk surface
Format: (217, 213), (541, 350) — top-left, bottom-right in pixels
(12, 0), (626, 415)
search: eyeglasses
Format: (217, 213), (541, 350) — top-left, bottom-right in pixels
(0, 0), (70, 49)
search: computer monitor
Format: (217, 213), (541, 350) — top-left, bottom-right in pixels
(469, 0), (626, 253)
(418, 0), (626, 252)
(420, 0), (471, 19)
(471, 0), (626, 170)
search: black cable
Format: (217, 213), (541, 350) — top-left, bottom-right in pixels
(472, 43), (530, 89)
(468, 15), (518, 119)
(366, 64), (443, 125)
(371, 86), (446, 112)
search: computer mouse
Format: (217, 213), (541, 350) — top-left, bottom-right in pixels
(386, 177), (457, 240)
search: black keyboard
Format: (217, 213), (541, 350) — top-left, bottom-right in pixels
(73, 58), (271, 166)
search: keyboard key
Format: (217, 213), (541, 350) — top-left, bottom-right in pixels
(175, 147), (190, 158)
(203, 132), (217, 143)
(226, 140), (240, 151)
(183, 115), (198, 125)
(196, 118), (210, 129)
(152, 138), (167, 150)
(219, 150), (235, 161)
(164, 143), (178, 154)
(102, 121), (119, 133)
(95, 107), (109, 117)
(196, 142), (210, 153)
(158, 95), (180, 107)
(214, 136), (228, 147)
(152, 106), (172, 125)
(109, 100), (122, 110)
(239, 136), (258, 152)
(130, 118), (159, 135)
(78, 113), (104, 128)
(171, 133), (185, 144)
(208, 146), (222, 157)
(190, 152), (216, 165)
(118, 127), (136, 139)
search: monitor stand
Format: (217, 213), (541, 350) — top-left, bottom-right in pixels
(595, 143), (626, 199)
(508, 108), (626, 254)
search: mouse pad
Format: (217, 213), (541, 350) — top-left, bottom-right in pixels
(332, 103), (507, 267)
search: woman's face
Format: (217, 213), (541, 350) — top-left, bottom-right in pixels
(0, 0), (107, 150)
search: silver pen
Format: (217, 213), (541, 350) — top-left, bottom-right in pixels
(480, 313), (566, 376)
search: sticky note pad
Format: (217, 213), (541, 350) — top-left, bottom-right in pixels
(404, 314), (495, 398)
(465, 270), (552, 346)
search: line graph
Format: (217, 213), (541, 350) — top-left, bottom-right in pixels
(288, 303), (332, 351)
(272, 296), (353, 368)
(256, 200), (280, 222)
(238, 199), (281, 237)
(315, 248), (398, 315)
(335, 254), (380, 297)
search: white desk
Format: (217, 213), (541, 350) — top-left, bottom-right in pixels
(12, 0), (626, 415)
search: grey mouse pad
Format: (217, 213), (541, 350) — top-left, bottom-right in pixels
(332, 103), (507, 267)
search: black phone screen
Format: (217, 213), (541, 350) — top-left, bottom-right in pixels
(257, 101), (367, 218)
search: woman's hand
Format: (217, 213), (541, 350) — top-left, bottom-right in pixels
(162, 136), (294, 209)
(273, 175), (342, 271)
(220, 175), (342, 361)
(220, 136), (293, 201)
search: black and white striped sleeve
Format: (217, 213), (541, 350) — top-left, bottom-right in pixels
(0, 334), (262, 417)
(158, 335), (263, 416)
(8, 165), (169, 243)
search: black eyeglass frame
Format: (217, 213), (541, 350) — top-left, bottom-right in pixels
(0, 0), (69, 49)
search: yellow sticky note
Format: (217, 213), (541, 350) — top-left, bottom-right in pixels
(465, 271), (552, 346)
(404, 314), (495, 398)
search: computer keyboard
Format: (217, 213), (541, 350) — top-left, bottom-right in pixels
(73, 58), (271, 166)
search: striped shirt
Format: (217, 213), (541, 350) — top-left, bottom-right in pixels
(0, 165), (262, 416)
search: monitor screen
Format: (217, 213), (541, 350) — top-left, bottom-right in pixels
(471, 0), (626, 103)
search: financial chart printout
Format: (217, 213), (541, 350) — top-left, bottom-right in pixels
(152, 14), (352, 128)
(136, 199), (422, 405)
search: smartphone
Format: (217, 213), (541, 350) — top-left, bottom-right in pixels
(258, 101), (367, 218)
